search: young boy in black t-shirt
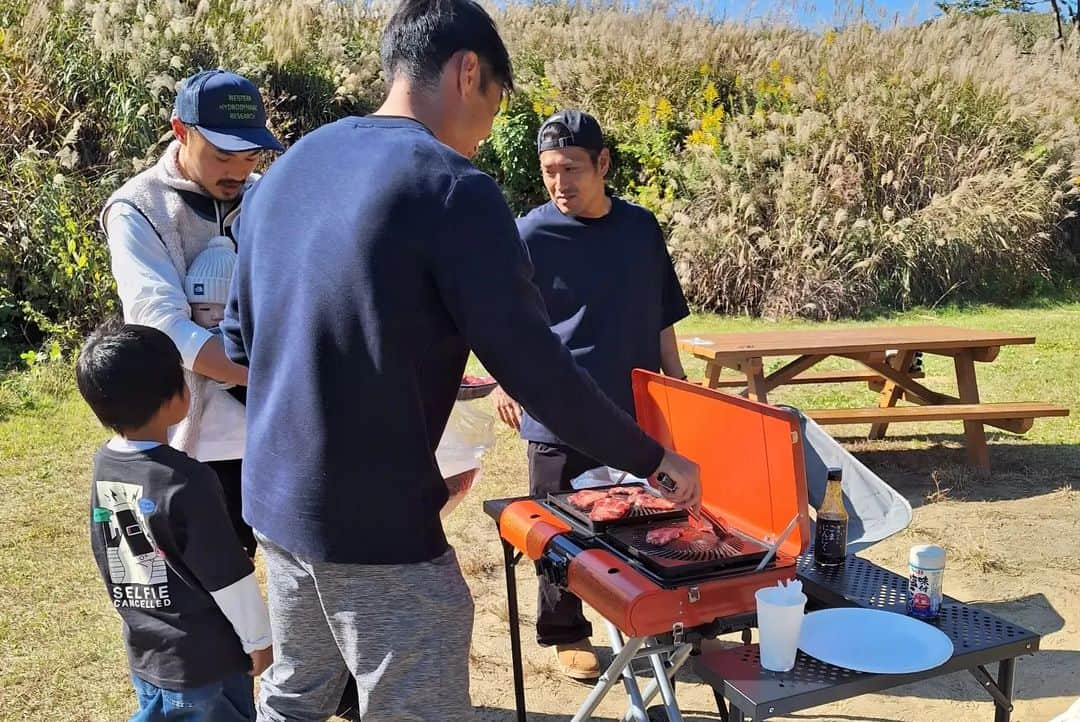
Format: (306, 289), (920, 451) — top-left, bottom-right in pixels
(76, 320), (272, 721)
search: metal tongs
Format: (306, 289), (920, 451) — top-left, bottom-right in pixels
(656, 471), (706, 526)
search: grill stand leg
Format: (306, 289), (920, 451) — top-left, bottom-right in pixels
(571, 635), (648, 722)
(647, 644), (684, 722)
(501, 540), (527, 722)
(994, 658), (1016, 722)
(621, 643), (694, 721)
(604, 622), (649, 722)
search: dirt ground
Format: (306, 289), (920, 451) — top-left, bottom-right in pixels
(441, 430), (1080, 722)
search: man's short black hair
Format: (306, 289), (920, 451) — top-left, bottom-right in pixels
(380, 0), (514, 94)
(76, 319), (186, 434)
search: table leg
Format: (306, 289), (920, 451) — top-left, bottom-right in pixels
(744, 357), (768, 403)
(729, 702), (747, 721)
(501, 540), (527, 722)
(706, 360), (723, 390)
(713, 689), (730, 722)
(869, 350), (915, 440)
(994, 658), (1016, 722)
(954, 350), (991, 472)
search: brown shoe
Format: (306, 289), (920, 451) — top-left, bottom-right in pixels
(555, 639), (601, 681)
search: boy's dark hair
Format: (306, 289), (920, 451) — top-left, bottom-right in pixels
(380, 0), (514, 94)
(76, 319), (185, 434)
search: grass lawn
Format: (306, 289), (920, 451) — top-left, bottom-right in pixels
(1, 302), (1076, 721)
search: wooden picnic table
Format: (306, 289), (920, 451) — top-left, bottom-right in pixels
(678, 325), (1069, 471)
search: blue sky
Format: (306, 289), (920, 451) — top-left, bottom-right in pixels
(685, 0), (941, 28)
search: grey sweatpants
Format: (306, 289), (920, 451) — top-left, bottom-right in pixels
(255, 532), (475, 722)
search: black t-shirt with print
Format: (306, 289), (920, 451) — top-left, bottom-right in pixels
(89, 444), (253, 689)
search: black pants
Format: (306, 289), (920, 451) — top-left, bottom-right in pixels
(527, 441), (601, 646)
(206, 459), (257, 558)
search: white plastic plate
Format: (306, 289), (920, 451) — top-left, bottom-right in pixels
(798, 608), (954, 674)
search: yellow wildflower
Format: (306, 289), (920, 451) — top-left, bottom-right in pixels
(767, 59), (781, 75)
(699, 63), (711, 76)
(703, 81), (718, 104)
(636, 104), (651, 128)
(656, 97), (674, 123)
(824, 30), (836, 47)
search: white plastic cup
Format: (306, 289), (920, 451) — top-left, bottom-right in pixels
(756, 586), (808, 672)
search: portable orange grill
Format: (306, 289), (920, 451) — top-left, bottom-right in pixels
(483, 371), (811, 721)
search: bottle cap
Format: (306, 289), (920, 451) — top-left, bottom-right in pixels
(910, 544), (946, 570)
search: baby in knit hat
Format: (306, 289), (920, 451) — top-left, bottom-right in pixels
(185, 236), (235, 330)
(185, 237), (245, 401)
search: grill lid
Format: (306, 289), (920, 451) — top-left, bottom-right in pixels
(631, 370), (811, 561)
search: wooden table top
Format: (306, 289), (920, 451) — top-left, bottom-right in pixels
(678, 325), (1036, 358)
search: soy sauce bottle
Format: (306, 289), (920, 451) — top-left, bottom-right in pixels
(814, 467), (848, 567)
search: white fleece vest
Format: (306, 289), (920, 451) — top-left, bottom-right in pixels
(102, 141), (250, 457)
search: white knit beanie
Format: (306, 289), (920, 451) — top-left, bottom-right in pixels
(185, 236), (236, 305)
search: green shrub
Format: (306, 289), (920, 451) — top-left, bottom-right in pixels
(0, 0), (1077, 350)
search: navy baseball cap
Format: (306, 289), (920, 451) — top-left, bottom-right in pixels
(537, 110), (605, 154)
(174, 70), (284, 152)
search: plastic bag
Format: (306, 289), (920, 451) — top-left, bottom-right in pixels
(569, 466), (649, 490)
(436, 399), (496, 518)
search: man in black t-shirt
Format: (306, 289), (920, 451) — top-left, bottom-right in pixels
(493, 110), (691, 680)
(76, 321), (272, 720)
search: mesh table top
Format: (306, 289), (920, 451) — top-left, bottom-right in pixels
(693, 553), (1040, 720)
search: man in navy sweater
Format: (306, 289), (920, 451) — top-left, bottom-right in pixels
(223, 0), (700, 718)
(494, 110), (692, 680)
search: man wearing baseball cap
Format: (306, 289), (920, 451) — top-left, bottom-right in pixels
(492, 109), (691, 680)
(100, 69), (283, 564)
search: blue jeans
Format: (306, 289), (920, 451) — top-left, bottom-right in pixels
(130, 672), (254, 721)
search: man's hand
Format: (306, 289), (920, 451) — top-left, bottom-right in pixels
(249, 645), (274, 677)
(652, 450), (701, 508)
(492, 386), (522, 431)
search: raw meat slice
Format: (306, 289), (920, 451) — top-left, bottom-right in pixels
(608, 485), (645, 496)
(633, 494), (677, 511)
(589, 496), (631, 522)
(567, 489), (608, 511)
(678, 528), (722, 549)
(645, 526), (684, 546)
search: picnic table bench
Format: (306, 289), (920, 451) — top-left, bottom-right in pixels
(696, 553), (1040, 722)
(679, 325), (1069, 471)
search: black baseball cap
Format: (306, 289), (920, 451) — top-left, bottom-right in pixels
(174, 70), (284, 152)
(537, 110), (604, 155)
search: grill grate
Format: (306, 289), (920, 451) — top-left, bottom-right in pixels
(603, 520), (770, 581)
(628, 525), (747, 561)
(545, 486), (685, 532)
